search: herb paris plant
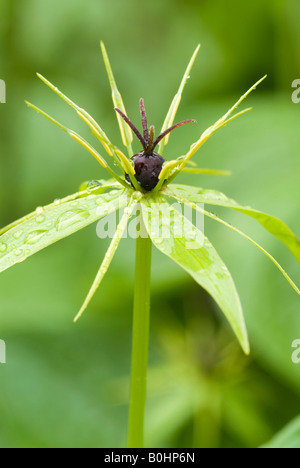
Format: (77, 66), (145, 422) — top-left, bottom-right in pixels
(0, 42), (299, 447)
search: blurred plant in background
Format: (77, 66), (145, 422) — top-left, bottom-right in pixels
(0, 0), (300, 448)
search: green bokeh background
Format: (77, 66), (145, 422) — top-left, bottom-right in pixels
(0, 0), (300, 448)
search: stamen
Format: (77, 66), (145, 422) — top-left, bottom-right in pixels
(116, 103), (196, 158)
(115, 108), (146, 150)
(146, 125), (155, 155)
(139, 98), (149, 143)
(152, 119), (196, 151)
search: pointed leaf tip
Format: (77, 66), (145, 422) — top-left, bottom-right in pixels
(169, 74), (266, 180)
(100, 42), (133, 153)
(74, 194), (141, 321)
(158, 44), (201, 154)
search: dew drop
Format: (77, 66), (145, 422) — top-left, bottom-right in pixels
(96, 206), (109, 217)
(0, 242), (7, 253)
(96, 198), (105, 206)
(124, 207), (132, 216)
(14, 248), (23, 257)
(13, 230), (23, 240)
(35, 214), (46, 224)
(24, 230), (48, 245)
(36, 206), (44, 214)
(216, 266), (230, 280)
(55, 209), (90, 231)
(188, 230), (196, 239)
(216, 271), (226, 280)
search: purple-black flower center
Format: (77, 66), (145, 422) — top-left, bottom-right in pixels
(115, 99), (195, 192)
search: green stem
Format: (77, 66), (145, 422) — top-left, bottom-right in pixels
(128, 216), (152, 448)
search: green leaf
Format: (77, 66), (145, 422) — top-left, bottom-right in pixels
(261, 416), (300, 448)
(158, 44), (200, 155)
(36, 73), (121, 166)
(167, 184), (300, 265)
(0, 180), (123, 237)
(74, 193), (142, 321)
(0, 189), (130, 274)
(100, 41), (133, 156)
(166, 188), (300, 295)
(170, 107), (253, 180)
(25, 101), (127, 187)
(141, 195), (249, 354)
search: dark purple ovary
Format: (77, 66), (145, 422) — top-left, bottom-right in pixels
(126, 151), (165, 192)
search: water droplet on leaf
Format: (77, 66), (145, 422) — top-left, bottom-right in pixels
(55, 209), (90, 231)
(0, 243), (7, 253)
(24, 230), (48, 245)
(35, 214), (46, 224)
(13, 230), (23, 240)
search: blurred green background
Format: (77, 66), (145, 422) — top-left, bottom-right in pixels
(0, 0), (300, 448)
